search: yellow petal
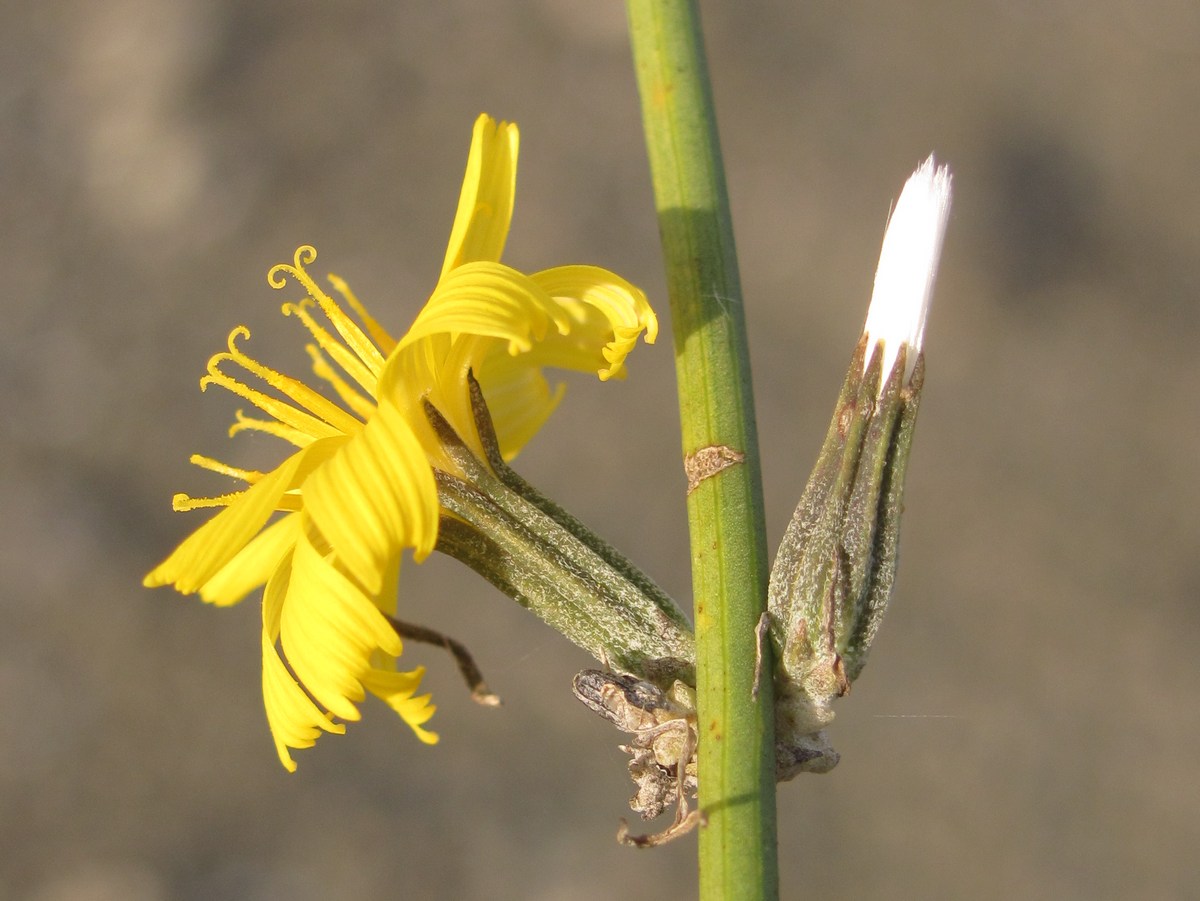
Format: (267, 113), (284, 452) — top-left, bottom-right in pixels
(440, 114), (518, 278)
(261, 552), (343, 773)
(399, 262), (557, 356)
(466, 265), (656, 456)
(199, 513), (303, 607)
(380, 260), (569, 465)
(367, 555), (403, 672)
(474, 351), (565, 460)
(372, 553), (402, 619)
(362, 667), (439, 745)
(144, 439), (342, 595)
(278, 523), (403, 722)
(368, 332), (479, 475)
(303, 396), (440, 597)
(530, 265), (658, 380)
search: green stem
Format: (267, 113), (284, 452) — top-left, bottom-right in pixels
(626, 2), (776, 899)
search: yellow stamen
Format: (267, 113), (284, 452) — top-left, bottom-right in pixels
(202, 327), (361, 438)
(173, 491), (244, 511)
(282, 297), (380, 394)
(173, 490), (305, 513)
(328, 273), (397, 355)
(189, 454), (264, 484)
(267, 246), (387, 374)
(305, 345), (377, 421)
(229, 410), (312, 447)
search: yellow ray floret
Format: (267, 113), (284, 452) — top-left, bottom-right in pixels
(144, 113), (657, 769)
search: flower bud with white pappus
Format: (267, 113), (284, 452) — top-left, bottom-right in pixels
(769, 157), (952, 778)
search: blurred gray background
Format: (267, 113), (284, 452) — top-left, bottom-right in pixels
(3, 0), (1197, 898)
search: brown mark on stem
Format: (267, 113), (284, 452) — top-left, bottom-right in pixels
(683, 444), (745, 495)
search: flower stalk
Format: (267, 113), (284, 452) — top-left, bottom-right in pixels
(768, 157), (951, 778)
(626, 0), (776, 896)
(768, 341), (924, 772)
(427, 376), (696, 686)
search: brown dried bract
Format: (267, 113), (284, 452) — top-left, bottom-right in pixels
(573, 670), (700, 845)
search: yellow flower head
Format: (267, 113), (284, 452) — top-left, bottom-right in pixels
(145, 114), (658, 771)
